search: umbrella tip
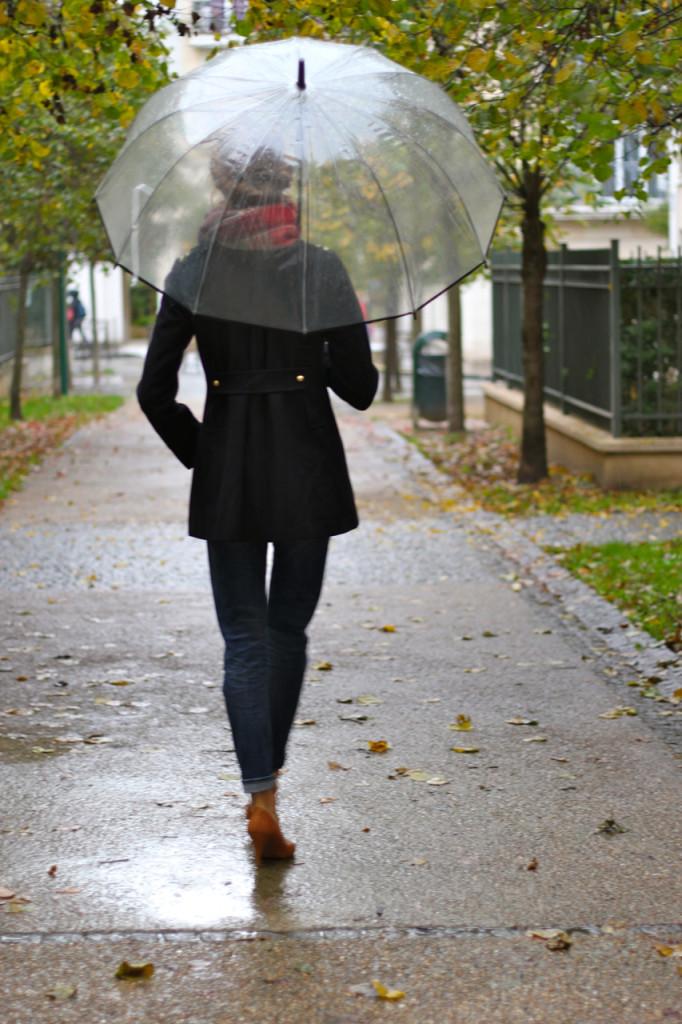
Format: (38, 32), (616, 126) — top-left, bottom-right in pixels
(297, 59), (306, 90)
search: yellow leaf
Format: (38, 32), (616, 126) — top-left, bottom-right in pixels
(406, 769), (429, 781)
(372, 979), (405, 1001)
(635, 50), (654, 65)
(451, 745), (479, 753)
(450, 714), (473, 731)
(30, 140), (50, 158)
(368, 740), (391, 753)
(599, 706), (637, 719)
(466, 48), (490, 72)
(115, 67), (140, 89)
(620, 31), (639, 52)
(115, 961), (154, 980)
(655, 943), (682, 958)
(650, 99), (666, 124)
(315, 661), (333, 671)
(38, 80), (52, 100)
(555, 62), (575, 84)
(380, 624), (396, 633)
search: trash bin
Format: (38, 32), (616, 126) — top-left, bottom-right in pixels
(412, 331), (447, 426)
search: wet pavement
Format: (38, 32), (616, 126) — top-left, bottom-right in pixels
(1, 357), (681, 1022)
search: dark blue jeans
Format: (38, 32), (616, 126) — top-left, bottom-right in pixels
(207, 538), (329, 793)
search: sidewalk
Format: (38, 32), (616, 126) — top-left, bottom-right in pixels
(1, 365), (681, 1023)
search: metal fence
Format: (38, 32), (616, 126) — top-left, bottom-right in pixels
(491, 240), (682, 437)
(0, 275), (54, 366)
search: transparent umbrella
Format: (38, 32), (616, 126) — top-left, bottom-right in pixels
(96, 36), (505, 334)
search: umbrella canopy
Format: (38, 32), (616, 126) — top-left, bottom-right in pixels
(96, 36), (504, 334)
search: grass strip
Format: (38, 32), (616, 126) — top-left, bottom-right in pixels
(405, 426), (682, 516)
(550, 539), (682, 650)
(0, 394), (123, 503)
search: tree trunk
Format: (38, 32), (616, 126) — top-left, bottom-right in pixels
(446, 284), (465, 433)
(382, 318), (398, 402)
(9, 267), (29, 421)
(392, 330), (402, 394)
(517, 170), (548, 483)
(51, 276), (61, 398)
(89, 262), (100, 390)
(411, 308), (423, 343)
(122, 270), (132, 343)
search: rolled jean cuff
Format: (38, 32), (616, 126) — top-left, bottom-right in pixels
(243, 774), (277, 794)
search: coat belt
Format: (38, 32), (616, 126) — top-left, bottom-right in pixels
(208, 367), (323, 395)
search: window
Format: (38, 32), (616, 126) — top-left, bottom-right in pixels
(601, 131), (666, 200)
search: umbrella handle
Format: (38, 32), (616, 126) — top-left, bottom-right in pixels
(131, 183), (153, 285)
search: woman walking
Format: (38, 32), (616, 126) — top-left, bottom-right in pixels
(137, 148), (378, 865)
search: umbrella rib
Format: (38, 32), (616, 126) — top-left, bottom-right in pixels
(322, 90), (494, 260)
(314, 103), (417, 316)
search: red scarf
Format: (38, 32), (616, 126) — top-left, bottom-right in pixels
(200, 202), (300, 250)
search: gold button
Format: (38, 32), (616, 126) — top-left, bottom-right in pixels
(212, 379), (220, 387)
(296, 374), (305, 382)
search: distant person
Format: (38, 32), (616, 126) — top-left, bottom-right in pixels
(67, 289), (88, 345)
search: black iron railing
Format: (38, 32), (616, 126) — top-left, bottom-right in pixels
(491, 240), (682, 437)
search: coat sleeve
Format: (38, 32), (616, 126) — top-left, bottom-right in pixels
(323, 256), (379, 411)
(136, 293), (200, 469)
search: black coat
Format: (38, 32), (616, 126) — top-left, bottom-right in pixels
(137, 244), (378, 542)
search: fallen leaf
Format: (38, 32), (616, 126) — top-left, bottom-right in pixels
(47, 865), (58, 877)
(410, 857), (428, 866)
(46, 983), (77, 1001)
(522, 736), (548, 743)
(327, 761), (350, 771)
(451, 746), (480, 753)
(319, 796), (336, 804)
(526, 857), (539, 871)
(380, 625), (396, 633)
(482, 630), (498, 638)
(372, 979), (405, 1000)
(596, 818), (627, 835)
(293, 718), (316, 726)
(506, 717), (539, 726)
(426, 776), (449, 786)
(54, 887), (82, 895)
(108, 679), (131, 687)
(339, 712), (368, 723)
(368, 740), (391, 753)
(6, 899), (30, 913)
(405, 769), (430, 781)
(527, 928), (573, 950)
(599, 706), (637, 719)
(315, 661), (333, 671)
(0, 887), (16, 900)
(356, 694), (383, 705)
(450, 714), (473, 731)
(115, 961), (154, 980)
(654, 943), (682, 958)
